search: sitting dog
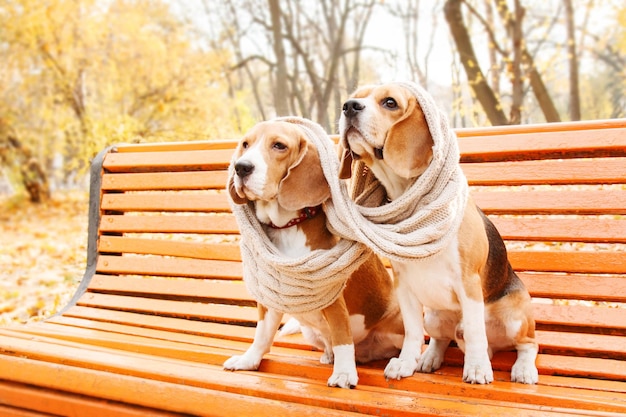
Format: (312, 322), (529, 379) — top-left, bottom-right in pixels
(338, 83), (538, 384)
(224, 119), (404, 388)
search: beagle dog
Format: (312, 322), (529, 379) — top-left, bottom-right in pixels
(224, 120), (404, 388)
(338, 83), (538, 384)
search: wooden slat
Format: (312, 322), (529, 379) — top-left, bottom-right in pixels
(39, 317), (257, 351)
(114, 139), (238, 153)
(103, 149), (233, 173)
(76, 293), (257, 324)
(536, 330), (626, 359)
(463, 157), (626, 185)
(101, 193), (230, 212)
(99, 236), (241, 261)
(10, 321), (312, 365)
(474, 189), (626, 215)
(456, 118), (626, 137)
(102, 171), (229, 191)
(533, 303), (626, 335)
(0, 381), (178, 417)
(520, 272), (626, 302)
(509, 250), (626, 274)
(99, 213), (239, 234)
(88, 275), (253, 303)
(60, 306), (257, 341)
(491, 217), (626, 243)
(458, 126), (626, 162)
(96, 255), (242, 279)
(7, 323), (253, 363)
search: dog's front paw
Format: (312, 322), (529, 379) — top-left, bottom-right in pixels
(384, 357), (418, 380)
(320, 349), (334, 364)
(327, 369), (358, 389)
(511, 359), (538, 384)
(223, 354), (261, 371)
(462, 356), (493, 384)
(416, 343), (445, 373)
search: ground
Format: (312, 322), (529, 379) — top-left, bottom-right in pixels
(0, 192), (88, 325)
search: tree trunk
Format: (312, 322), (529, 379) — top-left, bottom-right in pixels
(494, 0), (561, 122)
(268, 0), (289, 116)
(523, 50), (561, 122)
(564, 0), (581, 120)
(508, 0), (524, 124)
(21, 158), (50, 203)
(444, 0), (509, 125)
(4, 134), (50, 203)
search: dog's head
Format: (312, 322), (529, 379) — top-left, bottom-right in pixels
(338, 83), (434, 181)
(228, 120), (330, 211)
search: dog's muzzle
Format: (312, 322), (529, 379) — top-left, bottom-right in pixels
(342, 99), (365, 119)
(235, 160), (255, 178)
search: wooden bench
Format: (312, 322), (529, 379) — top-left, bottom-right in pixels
(1, 119), (625, 416)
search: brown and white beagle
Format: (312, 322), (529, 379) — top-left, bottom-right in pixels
(338, 83), (538, 384)
(224, 120), (404, 388)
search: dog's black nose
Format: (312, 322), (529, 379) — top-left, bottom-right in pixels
(234, 160), (254, 178)
(342, 99), (365, 118)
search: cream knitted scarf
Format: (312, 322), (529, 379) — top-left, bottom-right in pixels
(324, 81), (469, 263)
(230, 82), (466, 314)
(228, 117), (371, 315)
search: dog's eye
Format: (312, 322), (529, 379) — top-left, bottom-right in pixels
(272, 142), (287, 151)
(382, 97), (398, 109)
(241, 141), (249, 149)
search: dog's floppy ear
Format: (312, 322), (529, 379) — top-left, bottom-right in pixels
(384, 97), (434, 179)
(338, 144), (353, 179)
(227, 173), (248, 205)
(278, 139), (330, 211)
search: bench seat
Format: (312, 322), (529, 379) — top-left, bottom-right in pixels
(1, 119), (625, 416)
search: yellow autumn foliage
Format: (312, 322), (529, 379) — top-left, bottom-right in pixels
(0, 0), (253, 183)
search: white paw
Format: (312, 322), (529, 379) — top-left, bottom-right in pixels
(384, 357), (418, 380)
(462, 356), (493, 384)
(416, 344), (445, 373)
(320, 349), (334, 364)
(223, 354), (261, 371)
(327, 369), (358, 389)
(511, 360), (539, 384)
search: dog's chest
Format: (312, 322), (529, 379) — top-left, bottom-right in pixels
(266, 226), (311, 258)
(393, 239), (463, 311)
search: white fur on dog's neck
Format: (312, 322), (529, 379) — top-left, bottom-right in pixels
(255, 200), (298, 229)
(367, 160), (413, 201)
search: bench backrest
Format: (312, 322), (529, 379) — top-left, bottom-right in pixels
(64, 119), (626, 381)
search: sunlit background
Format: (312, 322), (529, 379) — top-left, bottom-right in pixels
(1, 0), (624, 323)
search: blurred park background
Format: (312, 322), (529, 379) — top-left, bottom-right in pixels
(1, 0), (625, 324)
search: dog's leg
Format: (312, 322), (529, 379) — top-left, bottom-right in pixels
(457, 289), (494, 384)
(224, 304), (283, 371)
(509, 315), (539, 384)
(418, 309), (456, 372)
(384, 266), (425, 380)
(322, 296), (358, 389)
(512, 341), (539, 384)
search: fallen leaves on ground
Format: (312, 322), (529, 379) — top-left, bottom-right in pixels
(0, 191), (88, 325)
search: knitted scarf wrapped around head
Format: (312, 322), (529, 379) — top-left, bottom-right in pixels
(228, 117), (371, 315)
(324, 81), (469, 263)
